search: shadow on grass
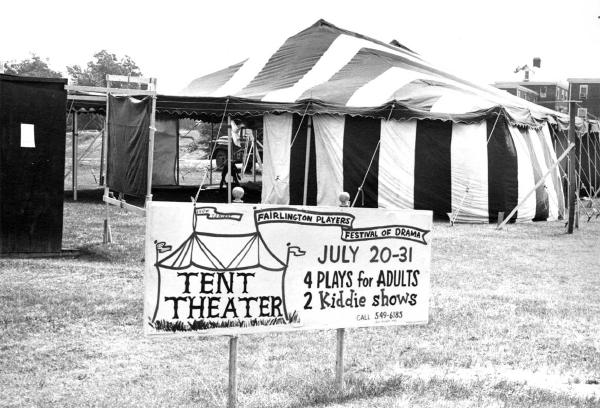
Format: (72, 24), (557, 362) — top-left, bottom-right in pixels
(285, 373), (599, 408)
(287, 374), (476, 407)
(77, 245), (115, 262)
(75, 243), (144, 265)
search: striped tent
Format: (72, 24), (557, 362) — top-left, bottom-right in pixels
(183, 19), (567, 223)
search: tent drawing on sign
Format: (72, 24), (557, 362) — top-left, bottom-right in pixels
(182, 19), (571, 223)
(150, 207), (304, 332)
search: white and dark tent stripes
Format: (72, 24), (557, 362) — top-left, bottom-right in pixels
(183, 60), (247, 97)
(263, 113), (564, 223)
(183, 20), (563, 126)
(184, 19), (569, 223)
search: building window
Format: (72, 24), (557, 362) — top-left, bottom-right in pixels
(577, 108), (587, 118)
(20, 123), (35, 148)
(540, 86), (547, 98)
(579, 85), (588, 99)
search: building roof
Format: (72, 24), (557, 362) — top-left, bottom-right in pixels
(567, 78), (600, 84)
(494, 81), (568, 90)
(494, 84), (539, 96)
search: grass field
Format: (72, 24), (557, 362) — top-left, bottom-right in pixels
(1, 197), (599, 407)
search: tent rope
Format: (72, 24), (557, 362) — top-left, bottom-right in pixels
(290, 102), (311, 148)
(350, 104), (395, 208)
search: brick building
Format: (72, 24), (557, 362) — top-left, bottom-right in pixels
(567, 78), (600, 121)
(493, 81), (569, 114)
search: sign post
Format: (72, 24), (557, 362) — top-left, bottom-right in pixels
(228, 335), (238, 408)
(335, 328), (345, 391)
(336, 192), (351, 391)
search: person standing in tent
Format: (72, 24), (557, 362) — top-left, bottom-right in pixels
(220, 157), (241, 190)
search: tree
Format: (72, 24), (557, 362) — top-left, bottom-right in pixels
(67, 50), (144, 88)
(2, 54), (62, 78)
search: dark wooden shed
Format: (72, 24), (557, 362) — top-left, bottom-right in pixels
(0, 74), (67, 255)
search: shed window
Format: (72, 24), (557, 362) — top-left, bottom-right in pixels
(579, 85), (588, 99)
(20, 123), (35, 148)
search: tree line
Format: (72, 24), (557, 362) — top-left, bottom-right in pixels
(2, 51), (143, 87)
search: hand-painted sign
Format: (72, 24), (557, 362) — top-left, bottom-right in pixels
(144, 202), (432, 336)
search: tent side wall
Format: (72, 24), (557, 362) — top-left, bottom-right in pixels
(262, 113), (562, 223)
(0, 75), (67, 254)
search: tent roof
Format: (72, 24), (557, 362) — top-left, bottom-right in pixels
(179, 19), (567, 127)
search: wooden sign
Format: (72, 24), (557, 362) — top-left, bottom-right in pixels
(144, 202), (432, 336)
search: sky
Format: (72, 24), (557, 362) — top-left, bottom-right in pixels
(2, 0), (599, 94)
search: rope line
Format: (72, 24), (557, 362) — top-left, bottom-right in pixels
(350, 104), (395, 208)
(290, 103), (311, 148)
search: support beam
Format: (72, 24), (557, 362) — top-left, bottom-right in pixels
(103, 195), (146, 215)
(498, 142), (575, 230)
(106, 74), (154, 85)
(65, 85), (156, 95)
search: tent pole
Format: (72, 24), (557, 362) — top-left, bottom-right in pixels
(72, 111), (78, 201)
(252, 130), (256, 183)
(576, 124), (583, 229)
(567, 100), (577, 234)
(593, 133), (600, 195)
(99, 122), (105, 187)
(102, 78), (112, 244)
(210, 122), (214, 185)
(227, 115), (232, 204)
(587, 130), (592, 196)
(176, 119), (180, 185)
(498, 142), (575, 230)
(146, 78), (157, 204)
(302, 116), (313, 206)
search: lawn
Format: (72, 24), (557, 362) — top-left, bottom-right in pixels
(1, 195), (599, 407)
